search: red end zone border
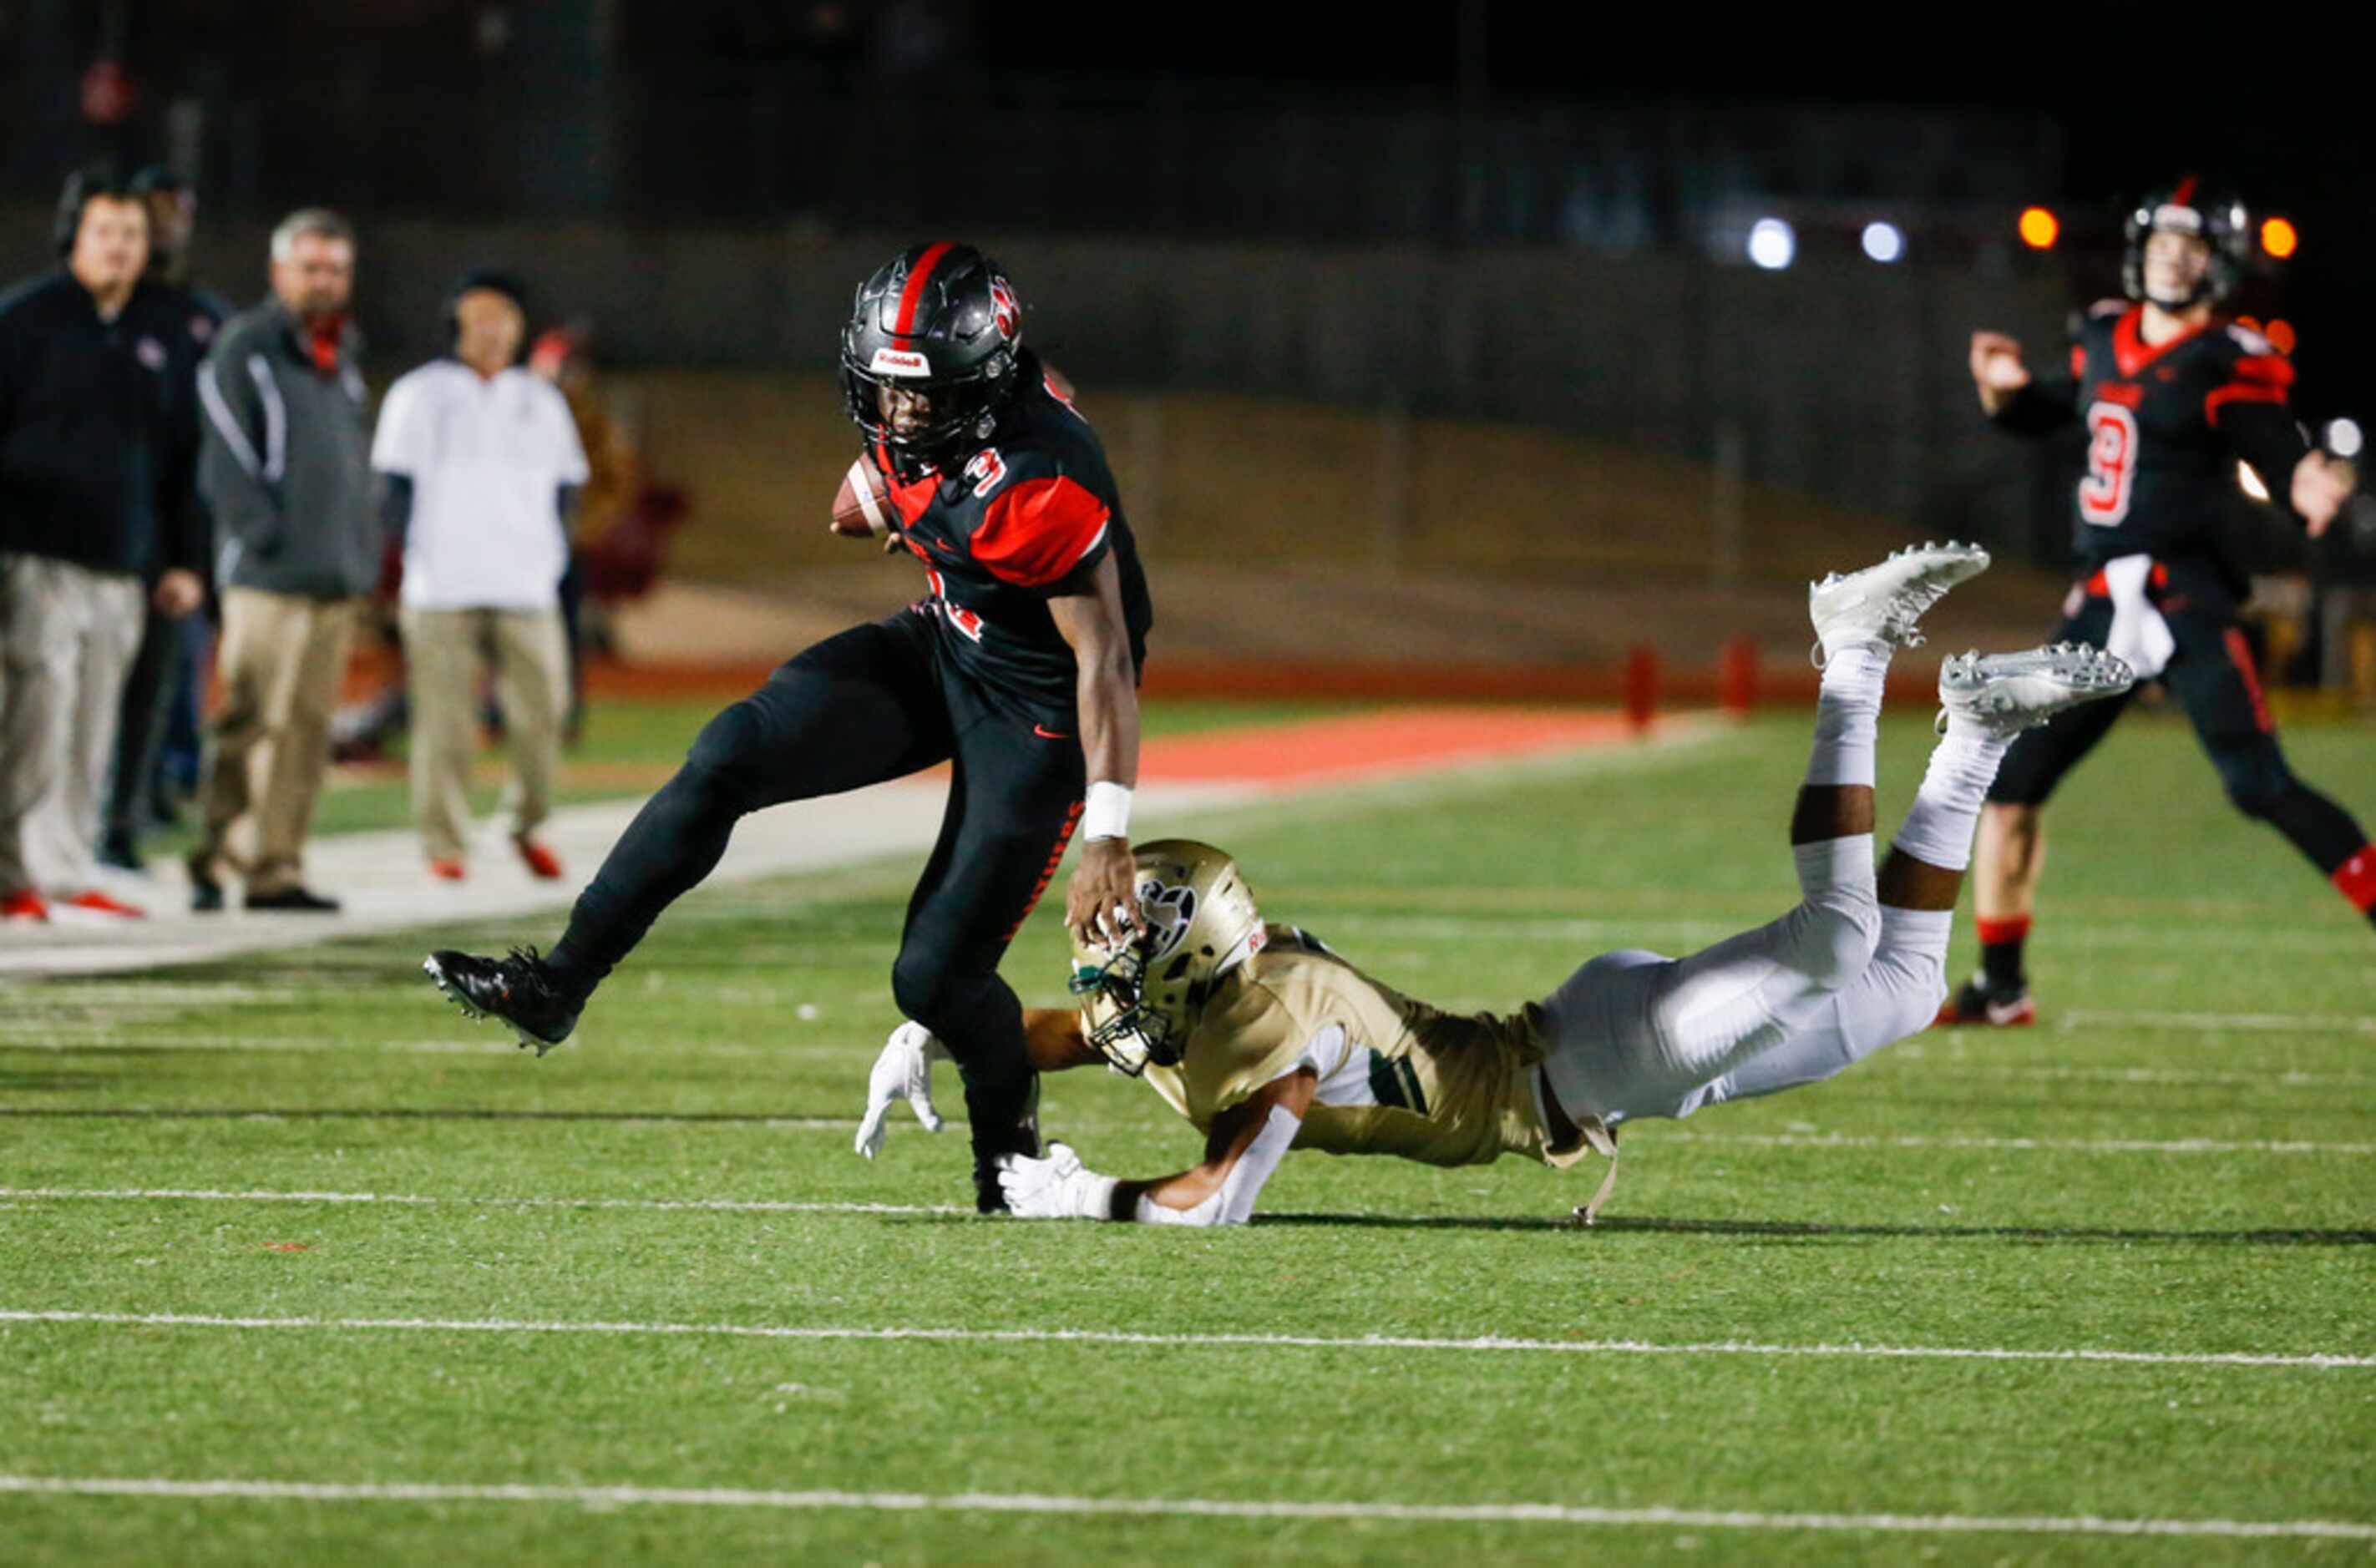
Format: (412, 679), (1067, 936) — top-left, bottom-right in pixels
(1142, 706), (1647, 789)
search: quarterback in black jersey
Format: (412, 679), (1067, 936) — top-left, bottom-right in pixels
(1941, 180), (2369, 1025)
(423, 245), (1153, 1211)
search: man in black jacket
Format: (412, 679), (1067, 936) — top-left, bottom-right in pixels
(97, 166), (231, 874)
(0, 166), (206, 924)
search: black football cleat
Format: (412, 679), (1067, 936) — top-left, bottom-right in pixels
(967, 1077), (1043, 1215)
(1934, 973), (2037, 1029)
(423, 947), (580, 1055)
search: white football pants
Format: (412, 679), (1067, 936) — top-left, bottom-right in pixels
(1539, 828), (1957, 1125)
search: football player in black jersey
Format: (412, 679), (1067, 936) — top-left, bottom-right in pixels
(1940, 180), (2367, 1025)
(423, 245), (1154, 1210)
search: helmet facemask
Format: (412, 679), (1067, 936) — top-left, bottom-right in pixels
(1069, 942), (1176, 1077)
(839, 346), (1018, 481)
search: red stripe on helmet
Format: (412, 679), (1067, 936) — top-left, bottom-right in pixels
(892, 242), (955, 345)
(2171, 175), (2198, 208)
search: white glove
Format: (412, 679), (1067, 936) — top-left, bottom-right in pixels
(995, 1141), (1119, 1220)
(854, 1021), (947, 1160)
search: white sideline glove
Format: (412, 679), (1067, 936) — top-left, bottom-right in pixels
(854, 1020), (947, 1159)
(995, 1141), (1119, 1220)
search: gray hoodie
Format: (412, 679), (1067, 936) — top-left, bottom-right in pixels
(195, 299), (377, 599)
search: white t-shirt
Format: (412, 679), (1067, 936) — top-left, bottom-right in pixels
(372, 362), (590, 611)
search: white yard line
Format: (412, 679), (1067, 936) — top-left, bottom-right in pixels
(1307, 913), (2376, 957)
(1879, 1047), (2373, 1089)
(0, 1475), (2365, 1540)
(0, 1186), (946, 1215)
(2054, 1009), (2376, 1036)
(3, 1308), (2366, 1372)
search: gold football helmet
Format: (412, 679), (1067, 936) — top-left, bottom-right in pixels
(1068, 838), (1266, 1075)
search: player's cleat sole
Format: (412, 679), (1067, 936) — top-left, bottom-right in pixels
(1809, 541), (1992, 664)
(1934, 974), (2037, 1028)
(423, 948), (580, 1056)
(1936, 643), (2135, 739)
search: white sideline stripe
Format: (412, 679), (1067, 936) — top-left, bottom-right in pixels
(0, 1476), (2366, 1540)
(0, 1186), (955, 1216)
(3, 1309), (2368, 1372)
(1667, 1130), (2375, 1156)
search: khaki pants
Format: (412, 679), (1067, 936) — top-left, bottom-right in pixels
(194, 589), (361, 895)
(400, 604), (568, 864)
(0, 551), (144, 898)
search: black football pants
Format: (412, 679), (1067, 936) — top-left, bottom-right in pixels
(1989, 589), (2368, 876)
(550, 611), (1083, 1170)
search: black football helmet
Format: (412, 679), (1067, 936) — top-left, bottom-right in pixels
(2122, 178), (2252, 309)
(840, 243), (1026, 478)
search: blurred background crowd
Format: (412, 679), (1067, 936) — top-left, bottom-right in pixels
(3, 1), (2371, 925)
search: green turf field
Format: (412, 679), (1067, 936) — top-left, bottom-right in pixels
(3, 711), (2371, 1564)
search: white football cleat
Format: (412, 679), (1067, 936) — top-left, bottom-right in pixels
(1809, 541), (1992, 665)
(1936, 643), (2135, 738)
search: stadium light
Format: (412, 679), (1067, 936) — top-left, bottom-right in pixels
(2328, 417), (2364, 461)
(2237, 460), (2271, 503)
(2018, 207), (2059, 249)
(1748, 217), (1796, 271)
(2262, 216), (2298, 259)
(1861, 221), (1904, 263)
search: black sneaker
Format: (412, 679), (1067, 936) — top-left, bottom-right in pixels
(186, 853), (224, 914)
(1933, 973), (2037, 1029)
(423, 947), (580, 1055)
(97, 828), (145, 874)
(246, 886), (342, 913)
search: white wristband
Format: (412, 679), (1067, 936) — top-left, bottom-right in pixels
(1082, 781), (1132, 842)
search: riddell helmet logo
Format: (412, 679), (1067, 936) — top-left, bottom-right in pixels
(990, 277), (1021, 340)
(870, 346), (931, 377)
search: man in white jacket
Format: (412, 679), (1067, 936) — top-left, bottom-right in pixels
(373, 268), (586, 883)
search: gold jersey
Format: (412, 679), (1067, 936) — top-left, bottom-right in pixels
(1138, 926), (1609, 1173)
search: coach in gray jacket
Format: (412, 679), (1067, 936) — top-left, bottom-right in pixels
(187, 208), (376, 913)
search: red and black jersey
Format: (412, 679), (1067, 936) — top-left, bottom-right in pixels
(868, 352), (1151, 723)
(1993, 301), (2309, 573)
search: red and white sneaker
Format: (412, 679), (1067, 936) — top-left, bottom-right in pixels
(63, 889), (145, 920)
(428, 858), (468, 882)
(513, 836), (565, 881)
(2, 890), (51, 923)
(1934, 974), (2037, 1029)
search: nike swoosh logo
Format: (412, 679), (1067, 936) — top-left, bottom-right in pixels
(1032, 725), (1071, 741)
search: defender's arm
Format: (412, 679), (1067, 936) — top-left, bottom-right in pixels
(998, 1068), (1318, 1227)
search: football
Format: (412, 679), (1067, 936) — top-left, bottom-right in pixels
(831, 455), (893, 539)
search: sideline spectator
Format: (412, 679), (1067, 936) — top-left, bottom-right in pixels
(376, 269), (586, 883)
(96, 165), (232, 873)
(186, 209), (377, 913)
(0, 165), (205, 924)
(528, 325), (639, 742)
